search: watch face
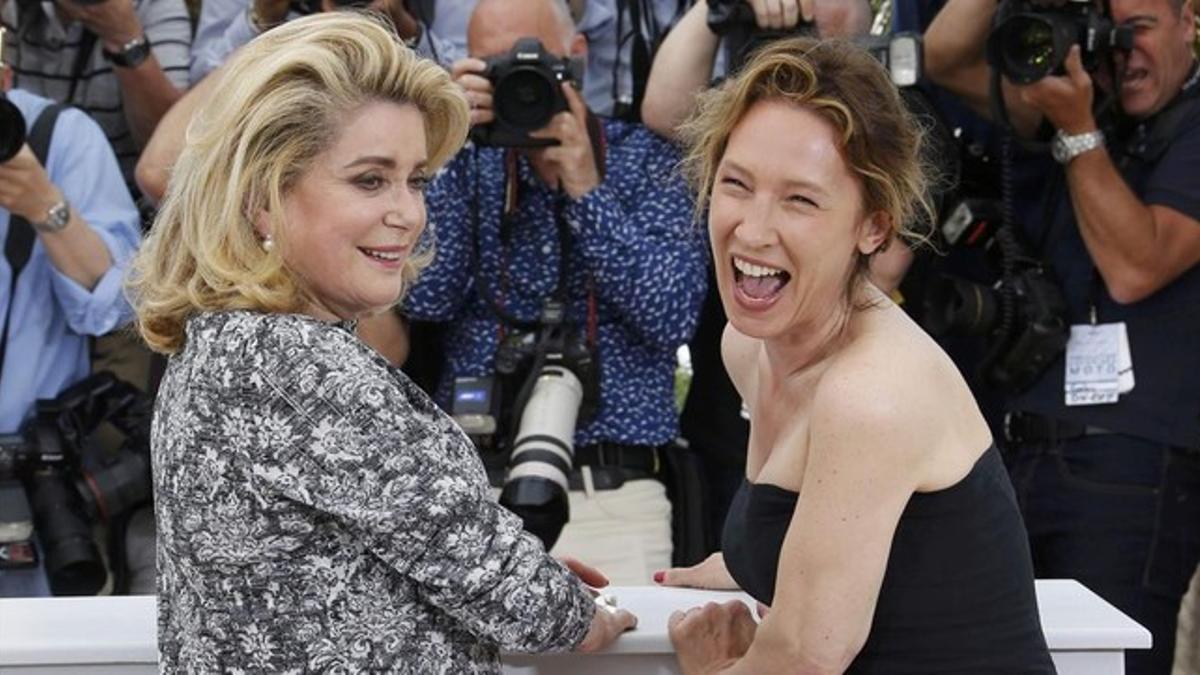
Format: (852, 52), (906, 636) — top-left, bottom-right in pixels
(1051, 136), (1069, 164)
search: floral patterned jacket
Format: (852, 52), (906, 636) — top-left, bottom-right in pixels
(153, 310), (594, 673)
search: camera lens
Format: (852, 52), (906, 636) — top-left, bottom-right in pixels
(494, 67), (558, 131)
(500, 364), (582, 549)
(1005, 16), (1057, 83)
(924, 276), (999, 337)
(0, 96), (26, 163)
(26, 470), (106, 595)
(77, 450), (152, 521)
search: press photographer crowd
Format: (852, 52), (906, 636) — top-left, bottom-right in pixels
(1, 0), (1199, 672)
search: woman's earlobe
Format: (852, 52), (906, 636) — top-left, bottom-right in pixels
(858, 212), (892, 255)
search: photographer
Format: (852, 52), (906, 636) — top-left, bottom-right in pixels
(0, 38), (141, 596)
(0, 0), (190, 194)
(403, 0), (707, 585)
(926, 1), (1200, 672)
(639, 0), (875, 139)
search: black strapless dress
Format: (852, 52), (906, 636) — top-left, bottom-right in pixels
(722, 445), (1056, 674)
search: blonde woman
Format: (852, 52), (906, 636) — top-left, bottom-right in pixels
(128, 13), (634, 673)
(659, 38), (1055, 673)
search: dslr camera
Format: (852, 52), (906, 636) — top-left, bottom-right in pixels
(472, 37), (584, 148)
(923, 197), (1070, 394)
(0, 374), (153, 595)
(1, 28), (27, 162)
(451, 299), (599, 549)
(987, 0), (1133, 84)
(705, 0), (924, 87)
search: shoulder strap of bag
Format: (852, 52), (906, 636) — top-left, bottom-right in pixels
(0, 102), (68, 388)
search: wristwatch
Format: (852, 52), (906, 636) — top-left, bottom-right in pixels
(102, 35), (152, 69)
(32, 198), (71, 233)
(1051, 128), (1105, 165)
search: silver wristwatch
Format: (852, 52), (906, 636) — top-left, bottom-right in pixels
(33, 198), (71, 233)
(1051, 129), (1105, 165)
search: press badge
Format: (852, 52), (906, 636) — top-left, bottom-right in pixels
(1064, 322), (1134, 406)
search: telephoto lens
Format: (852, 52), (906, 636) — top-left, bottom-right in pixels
(26, 470), (107, 595)
(499, 365), (583, 549)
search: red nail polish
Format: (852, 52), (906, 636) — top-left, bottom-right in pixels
(653, 571), (665, 584)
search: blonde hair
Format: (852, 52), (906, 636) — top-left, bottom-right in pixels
(128, 12), (469, 354)
(679, 37), (934, 276)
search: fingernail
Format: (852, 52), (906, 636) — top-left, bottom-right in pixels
(653, 571), (665, 584)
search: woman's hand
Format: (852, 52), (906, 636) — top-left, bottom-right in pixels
(576, 601), (638, 653)
(654, 552), (740, 590)
(668, 600), (758, 674)
(560, 556), (638, 653)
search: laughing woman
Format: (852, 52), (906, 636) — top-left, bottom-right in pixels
(658, 38), (1056, 674)
(128, 13), (634, 673)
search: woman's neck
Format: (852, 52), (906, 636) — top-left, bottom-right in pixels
(760, 282), (884, 380)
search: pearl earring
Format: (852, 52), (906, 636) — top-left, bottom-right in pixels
(262, 236), (274, 252)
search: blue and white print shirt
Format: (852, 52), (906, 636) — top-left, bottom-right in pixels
(405, 119), (707, 447)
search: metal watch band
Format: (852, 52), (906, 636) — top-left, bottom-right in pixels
(1052, 129), (1105, 165)
(33, 198), (71, 233)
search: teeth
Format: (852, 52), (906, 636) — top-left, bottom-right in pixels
(362, 248), (401, 262)
(733, 257), (784, 278)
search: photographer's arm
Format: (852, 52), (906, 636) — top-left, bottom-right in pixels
(0, 147), (111, 289)
(1023, 46), (1200, 303)
(58, 0), (189, 149)
(400, 152), (477, 322)
(558, 131), (708, 349)
(640, 2), (721, 140)
(0, 108), (140, 331)
(1065, 149), (1200, 303)
(136, 64), (224, 203)
(924, 0), (1043, 136)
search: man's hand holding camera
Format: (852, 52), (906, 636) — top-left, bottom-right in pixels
(452, 57), (495, 127)
(55, 0), (143, 56)
(527, 82), (599, 200)
(0, 145), (61, 227)
(452, 56), (599, 200)
(1018, 45), (1098, 134)
(745, 0), (813, 31)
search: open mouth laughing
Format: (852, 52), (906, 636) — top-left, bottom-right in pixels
(732, 255), (791, 305)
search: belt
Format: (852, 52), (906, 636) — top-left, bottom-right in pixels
(574, 442), (661, 475)
(1003, 411), (1115, 445)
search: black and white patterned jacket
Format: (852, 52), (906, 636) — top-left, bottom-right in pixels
(153, 310), (594, 673)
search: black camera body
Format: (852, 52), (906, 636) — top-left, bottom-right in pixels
(0, 97), (23, 163)
(452, 300), (599, 548)
(472, 37), (584, 148)
(0, 373), (152, 595)
(706, 0), (924, 87)
(924, 201), (1070, 393)
(1, 27), (27, 162)
(987, 0), (1133, 85)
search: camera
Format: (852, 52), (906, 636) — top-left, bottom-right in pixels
(452, 299), (599, 549)
(0, 373), (153, 595)
(705, 0), (924, 86)
(923, 198), (1070, 393)
(472, 37), (584, 148)
(987, 0), (1133, 85)
(1, 28), (27, 163)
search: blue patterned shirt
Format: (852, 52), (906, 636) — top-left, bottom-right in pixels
(404, 119), (706, 446)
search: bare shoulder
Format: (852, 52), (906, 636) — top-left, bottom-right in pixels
(720, 322), (760, 401)
(811, 309), (980, 469)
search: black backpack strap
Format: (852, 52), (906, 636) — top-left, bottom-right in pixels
(1, 102), (68, 389)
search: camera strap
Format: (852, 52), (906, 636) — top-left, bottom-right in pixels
(0, 102), (66, 389)
(470, 114), (607, 348)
